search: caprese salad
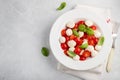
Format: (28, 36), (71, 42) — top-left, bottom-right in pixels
(59, 19), (104, 61)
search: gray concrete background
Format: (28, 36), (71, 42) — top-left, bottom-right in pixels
(0, 0), (120, 80)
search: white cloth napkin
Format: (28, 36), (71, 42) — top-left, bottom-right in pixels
(57, 5), (120, 80)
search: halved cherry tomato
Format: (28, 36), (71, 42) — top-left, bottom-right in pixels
(80, 55), (86, 61)
(74, 47), (82, 55)
(64, 50), (68, 56)
(94, 38), (99, 44)
(61, 43), (68, 50)
(74, 38), (83, 45)
(87, 35), (95, 40)
(90, 25), (97, 30)
(70, 35), (76, 40)
(61, 29), (66, 36)
(81, 33), (87, 39)
(65, 36), (70, 43)
(82, 50), (91, 58)
(77, 20), (85, 25)
(73, 23), (79, 29)
(88, 39), (95, 46)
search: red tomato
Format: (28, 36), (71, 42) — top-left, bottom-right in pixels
(87, 35), (95, 40)
(65, 36), (70, 43)
(73, 23), (79, 29)
(77, 20), (85, 25)
(74, 47), (82, 55)
(80, 55), (86, 61)
(88, 39), (95, 46)
(70, 35), (76, 40)
(81, 33), (87, 39)
(82, 50), (91, 58)
(61, 43), (68, 50)
(90, 25), (97, 30)
(94, 38), (99, 44)
(74, 38), (83, 45)
(61, 29), (66, 36)
(64, 50), (68, 56)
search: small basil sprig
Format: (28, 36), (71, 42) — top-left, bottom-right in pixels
(72, 29), (79, 37)
(80, 43), (88, 49)
(86, 27), (94, 35)
(78, 24), (86, 32)
(78, 24), (94, 35)
(57, 2), (66, 10)
(41, 47), (49, 57)
(67, 51), (76, 57)
(98, 36), (105, 46)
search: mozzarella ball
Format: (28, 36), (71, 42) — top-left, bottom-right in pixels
(66, 29), (73, 36)
(59, 36), (66, 43)
(85, 20), (93, 27)
(95, 45), (102, 51)
(66, 21), (75, 28)
(94, 30), (101, 38)
(69, 47), (75, 51)
(91, 50), (98, 57)
(80, 50), (84, 55)
(78, 31), (84, 38)
(67, 40), (76, 47)
(86, 45), (94, 52)
(73, 55), (80, 61)
(82, 39), (88, 44)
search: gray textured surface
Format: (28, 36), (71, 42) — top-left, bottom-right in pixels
(0, 0), (120, 80)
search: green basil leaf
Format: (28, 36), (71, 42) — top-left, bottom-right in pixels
(57, 2), (66, 10)
(67, 51), (76, 57)
(72, 29), (79, 37)
(98, 36), (105, 45)
(41, 47), (49, 57)
(80, 43), (88, 49)
(86, 27), (94, 35)
(78, 24), (86, 32)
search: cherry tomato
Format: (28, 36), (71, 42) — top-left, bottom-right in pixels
(81, 33), (87, 39)
(73, 27), (78, 30)
(88, 39), (95, 46)
(82, 50), (91, 58)
(73, 23), (79, 29)
(90, 25), (97, 30)
(61, 43), (68, 50)
(87, 35), (95, 40)
(80, 55), (86, 61)
(61, 29), (66, 36)
(64, 50), (68, 56)
(94, 38), (99, 44)
(74, 47), (82, 55)
(77, 20), (85, 25)
(65, 36), (70, 43)
(74, 38), (83, 45)
(70, 35), (76, 40)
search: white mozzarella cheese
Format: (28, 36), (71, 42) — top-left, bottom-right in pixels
(82, 39), (88, 44)
(59, 36), (66, 43)
(80, 50), (84, 55)
(66, 21), (75, 28)
(73, 55), (80, 61)
(91, 50), (98, 57)
(66, 29), (73, 36)
(86, 45), (94, 52)
(94, 30), (101, 38)
(67, 40), (76, 47)
(95, 45), (102, 51)
(85, 20), (93, 27)
(69, 47), (75, 51)
(78, 31), (84, 38)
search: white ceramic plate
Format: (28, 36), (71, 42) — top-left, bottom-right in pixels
(49, 9), (113, 70)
